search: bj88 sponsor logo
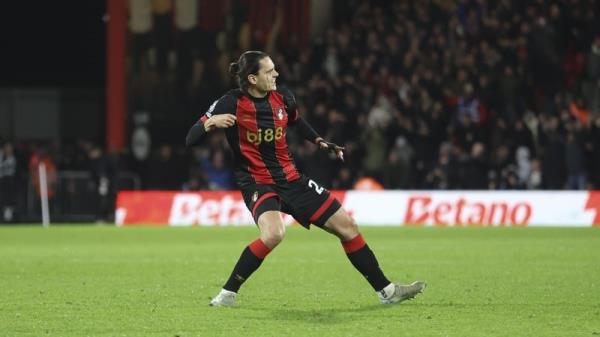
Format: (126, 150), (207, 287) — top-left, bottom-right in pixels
(246, 127), (283, 145)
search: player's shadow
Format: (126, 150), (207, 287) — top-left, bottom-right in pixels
(244, 304), (394, 325)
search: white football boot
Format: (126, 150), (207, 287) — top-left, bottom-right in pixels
(209, 289), (237, 307)
(378, 281), (426, 304)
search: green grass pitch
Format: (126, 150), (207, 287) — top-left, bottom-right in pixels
(1, 225), (599, 337)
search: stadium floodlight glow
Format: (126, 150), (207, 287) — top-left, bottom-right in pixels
(38, 163), (50, 228)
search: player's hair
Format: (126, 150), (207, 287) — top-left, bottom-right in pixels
(229, 51), (269, 91)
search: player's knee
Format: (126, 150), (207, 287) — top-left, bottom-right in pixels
(261, 226), (285, 248)
(333, 212), (359, 241)
(342, 216), (359, 239)
(348, 216), (359, 233)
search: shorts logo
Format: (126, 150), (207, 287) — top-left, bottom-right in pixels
(252, 191), (259, 202)
(278, 108), (284, 120)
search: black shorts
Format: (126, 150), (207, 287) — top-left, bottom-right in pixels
(240, 175), (342, 229)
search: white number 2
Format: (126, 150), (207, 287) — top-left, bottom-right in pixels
(308, 179), (324, 195)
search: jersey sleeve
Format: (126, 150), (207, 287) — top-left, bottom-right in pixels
(277, 86), (299, 123)
(198, 94), (237, 123)
(186, 93), (237, 146)
(277, 87), (321, 143)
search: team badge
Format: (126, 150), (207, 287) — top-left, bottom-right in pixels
(252, 191), (258, 202)
(278, 108), (284, 120)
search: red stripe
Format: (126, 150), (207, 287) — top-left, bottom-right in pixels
(342, 234), (366, 254)
(200, 115), (208, 122)
(248, 238), (271, 259)
(252, 192), (278, 218)
(106, 0), (127, 150)
(237, 97), (275, 184)
(309, 193), (335, 223)
(270, 92), (300, 181)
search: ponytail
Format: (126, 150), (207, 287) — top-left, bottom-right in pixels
(230, 51), (269, 90)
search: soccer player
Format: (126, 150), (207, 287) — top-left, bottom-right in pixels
(186, 51), (426, 307)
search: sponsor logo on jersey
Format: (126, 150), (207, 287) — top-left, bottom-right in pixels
(252, 191), (258, 202)
(246, 127), (284, 145)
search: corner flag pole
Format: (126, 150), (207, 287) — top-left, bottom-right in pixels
(38, 162), (50, 227)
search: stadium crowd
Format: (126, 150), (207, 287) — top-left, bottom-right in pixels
(286, 0), (600, 191)
(193, 0), (600, 191)
(2, 0), (600, 222)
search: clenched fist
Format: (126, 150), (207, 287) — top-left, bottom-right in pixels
(205, 114), (237, 131)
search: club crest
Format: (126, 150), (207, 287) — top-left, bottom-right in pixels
(278, 108), (284, 120)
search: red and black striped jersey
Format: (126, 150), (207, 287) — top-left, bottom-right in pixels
(198, 87), (302, 186)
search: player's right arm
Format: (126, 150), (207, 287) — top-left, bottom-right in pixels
(279, 86), (345, 161)
(185, 95), (237, 146)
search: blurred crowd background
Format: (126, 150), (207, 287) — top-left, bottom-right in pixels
(1, 0), (600, 222)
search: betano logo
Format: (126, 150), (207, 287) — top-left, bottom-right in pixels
(404, 196), (532, 226)
(168, 194), (251, 225)
(246, 127), (283, 145)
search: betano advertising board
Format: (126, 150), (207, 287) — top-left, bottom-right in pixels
(115, 191), (600, 227)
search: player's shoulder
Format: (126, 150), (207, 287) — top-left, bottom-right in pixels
(275, 86), (295, 99)
(275, 86), (297, 109)
(225, 88), (245, 98)
(207, 89), (243, 115)
(218, 89), (244, 103)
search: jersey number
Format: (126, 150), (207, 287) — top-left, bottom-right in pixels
(308, 179), (324, 195)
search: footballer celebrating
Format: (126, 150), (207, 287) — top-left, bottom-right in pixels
(186, 50), (426, 306)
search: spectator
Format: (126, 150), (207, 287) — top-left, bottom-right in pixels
(464, 142), (488, 190)
(565, 132), (587, 189)
(515, 146), (532, 187)
(539, 117), (566, 189)
(151, 0), (173, 79)
(146, 144), (181, 189)
(128, 0), (154, 110)
(585, 35), (600, 115)
(382, 136), (413, 189)
(200, 149), (234, 190)
(590, 117), (600, 188)
(0, 143), (17, 222)
(128, 0), (153, 78)
(88, 145), (118, 222)
(174, 0), (199, 105)
(527, 159), (543, 190)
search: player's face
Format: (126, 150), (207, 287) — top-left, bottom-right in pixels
(250, 57), (278, 94)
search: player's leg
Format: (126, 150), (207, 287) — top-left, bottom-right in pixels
(210, 197), (283, 307)
(322, 208), (426, 304)
(280, 175), (425, 304)
(321, 208), (390, 292)
(257, 210), (286, 248)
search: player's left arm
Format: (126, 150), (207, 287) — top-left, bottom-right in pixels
(281, 87), (345, 161)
